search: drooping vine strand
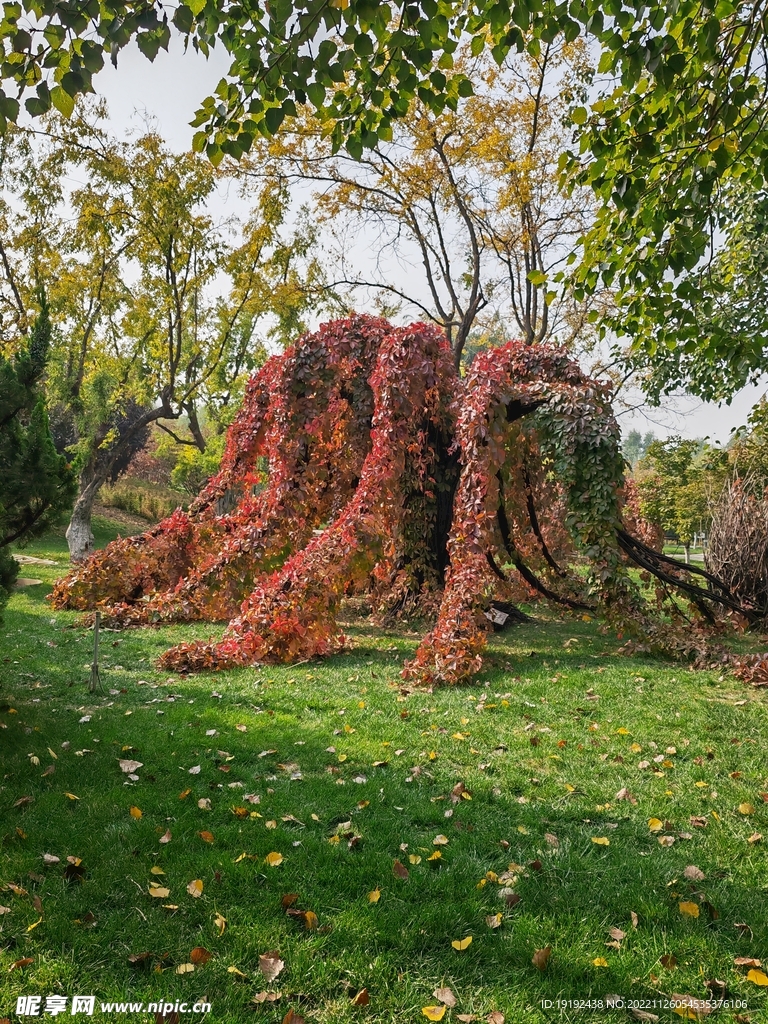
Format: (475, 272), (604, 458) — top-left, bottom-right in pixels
(50, 316), (755, 684)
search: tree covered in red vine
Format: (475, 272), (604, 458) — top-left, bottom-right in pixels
(50, 315), (752, 684)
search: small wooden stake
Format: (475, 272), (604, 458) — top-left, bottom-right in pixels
(89, 610), (103, 693)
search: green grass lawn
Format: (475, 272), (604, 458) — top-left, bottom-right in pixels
(2, 519), (768, 1024)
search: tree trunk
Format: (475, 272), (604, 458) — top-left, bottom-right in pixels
(684, 541), (690, 564)
(66, 466), (104, 563)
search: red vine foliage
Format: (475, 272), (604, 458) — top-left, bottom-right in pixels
(51, 315), (745, 684)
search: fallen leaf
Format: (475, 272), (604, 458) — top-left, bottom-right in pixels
(734, 957), (762, 967)
(265, 852), (283, 867)
(42, 853), (60, 865)
(214, 912), (227, 936)
(648, 818), (664, 832)
(259, 952), (285, 982)
(487, 1014), (505, 1024)
(175, 963), (195, 974)
(190, 947), (212, 965)
(486, 913), (503, 929)
(739, 803), (755, 815)
(159, 829), (172, 844)
(0, 906), (10, 915)
(188, 765), (201, 775)
(186, 879), (204, 898)
(683, 865), (705, 881)
(670, 993), (713, 1018)
(26, 916), (42, 932)
(178, 788), (191, 800)
(661, 954), (678, 969)
(592, 957), (608, 967)
(422, 1007), (446, 1021)
(392, 859), (409, 880)
(9, 958), (34, 971)
(452, 936), (473, 950)
(63, 792), (79, 801)
(368, 888), (381, 903)
(227, 966), (249, 979)
(281, 1011), (305, 1024)
(198, 831), (215, 844)
(608, 927), (626, 941)
(748, 833), (763, 844)
(679, 902), (700, 918)
(352, 988), (369, 1006)
(149, 886), (170, 898)
(631, 911), (639, 928)
(746, 969), (768, 986)
(150, 866), (165, 876)
(433, 987), (456, 1007)
(252, 992), (281, 1004)
(456, 1017), (478, 1023)
(197, 798), (211, 810)
(532, 946), (552, 970)
(119, 760), (143, 773)
(591, 837), (610, 846)
(433, 834), (449, 846)
(129, 806), (142, 819)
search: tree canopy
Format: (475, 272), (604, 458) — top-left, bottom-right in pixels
(1, 1), (765, 399)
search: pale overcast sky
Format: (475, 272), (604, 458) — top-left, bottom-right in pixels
(92, 40), (767, 445)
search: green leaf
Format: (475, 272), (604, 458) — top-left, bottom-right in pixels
(571, 106), (588, 125)
(264, 106), (285, 135)
(49, 85), (74, 118)
(186, 0), (207, 14)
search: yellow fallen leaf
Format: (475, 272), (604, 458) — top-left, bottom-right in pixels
(149, 886), (171, 898)
(616, 728), (630, 735)
(409, 854), (422, 864)
(129, 806), (142, 819)
(186, 879), (204, 898)
(368, 888), (381, 903)
(176, 963), (195, 974)
(337, 754), (347, 762)
(26, 916), (43, 933)
(678, 902), (699, 918)
(214, 912), (227, 936)
(265, 852), (283, 867)
(227, 966), (249, 979)
(64, 792), (79, 801)
(265, 820), (277, 829)
(592, 957), (608, 967)
(422, 1007), (446, 1021)
(746, 968), (768, 986)
(592, 837), (610, 846)
(629, 743), (642, 753)
(428, 750), (437, 760)
(433, 835), (449, 846)
(150, 866), (165, 876)
(428, 851), (442, 861)
(739, 803), (755, 815)
(451, 936), (472, 950)
(648, 818), (663, 832)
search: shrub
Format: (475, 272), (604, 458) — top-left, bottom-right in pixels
(98, 476), (186, 523)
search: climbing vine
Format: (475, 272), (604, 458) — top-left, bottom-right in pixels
(51, 316), (750, 684)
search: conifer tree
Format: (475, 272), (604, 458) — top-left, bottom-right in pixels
(0, 300), (75, 615)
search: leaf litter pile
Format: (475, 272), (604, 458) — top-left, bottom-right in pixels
(1, 587), (768, 1023)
